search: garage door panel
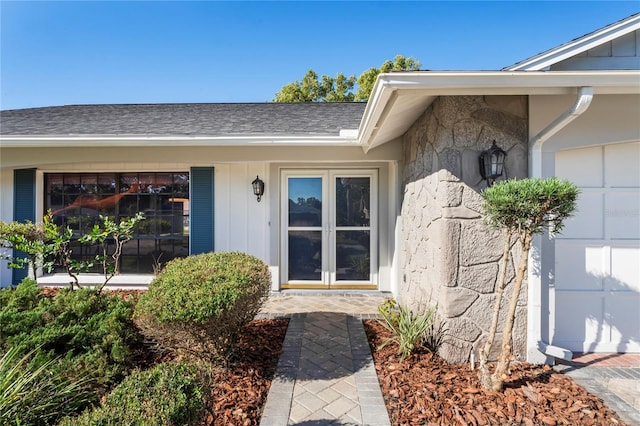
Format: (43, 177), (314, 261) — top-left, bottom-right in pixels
(554, 293), (603, 351)
(605, 193), (640, 239)
(562, 192), (604, 239)
(555, 242), (605, 291)
(611, 246), (640, 291)
(556, 146), (603, 187)
(604, 142), (640, 187)
(554, 141), (639, 353)
(606, 294), (640, 350)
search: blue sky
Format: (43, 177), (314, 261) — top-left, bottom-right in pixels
(1, 1), (638, 110)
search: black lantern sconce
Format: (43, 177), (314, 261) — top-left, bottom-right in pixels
(252, 176), (265, 202)
(479, 141), (507, 186)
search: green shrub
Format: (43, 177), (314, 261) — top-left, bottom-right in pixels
(377, 299), (435, 361)
(0, 346), (94, 426)
(60, 362), (208, 426)
(0, 279), (140, 418)
(135, 251), (271, 365)
(0, 279), (46, 343)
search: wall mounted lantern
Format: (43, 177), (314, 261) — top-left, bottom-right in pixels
(479, 141), (507, 186)
(252, 176), (265, 202)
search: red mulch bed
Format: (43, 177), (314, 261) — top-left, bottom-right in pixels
(363, 320), (629, 426)
(202, 318), (288, 425)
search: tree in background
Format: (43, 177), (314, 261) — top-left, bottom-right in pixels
(273, 55), (421, 103)
(477, 178), (579, 391)
(354, 55), (421, 101)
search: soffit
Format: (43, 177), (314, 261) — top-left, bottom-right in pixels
(360, 70), (640, 152)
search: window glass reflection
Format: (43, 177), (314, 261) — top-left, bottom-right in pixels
(336, 177), (370, 227)
(288, 178), (322, 227)
(45, 172), (189, 273)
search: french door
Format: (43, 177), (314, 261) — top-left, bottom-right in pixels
(281, 170), (377, 289)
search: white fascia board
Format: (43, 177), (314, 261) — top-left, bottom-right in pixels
(0, 134), (360, 148)
(505, 13), (640, 71)
(358, 78), (398, 153)
(372, 71), (640, 93)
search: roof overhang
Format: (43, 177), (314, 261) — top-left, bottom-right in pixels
(0, 134), (360, 148)
(358, 70), (640, 153)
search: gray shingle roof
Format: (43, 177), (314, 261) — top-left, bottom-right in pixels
(0, 103), (367, 137)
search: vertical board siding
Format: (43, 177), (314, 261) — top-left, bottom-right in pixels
(12, 169), (36, 285)
(190, 167), (215, 254)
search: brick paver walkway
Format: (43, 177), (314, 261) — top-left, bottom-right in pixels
(555, 354), (640, 425)
(258, 292), (391, 426)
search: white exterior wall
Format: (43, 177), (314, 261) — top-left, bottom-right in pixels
(551, 30), (640, 70)
(529, 93), (640, 356)
(0, 142), (402, 290)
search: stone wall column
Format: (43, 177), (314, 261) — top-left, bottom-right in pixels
(399, 95), (529, 363)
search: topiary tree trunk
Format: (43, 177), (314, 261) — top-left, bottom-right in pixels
(478, 177), (579, 391)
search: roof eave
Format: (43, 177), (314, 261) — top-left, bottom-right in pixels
(0, 134), (360, 148)
(359, 70), (640, 152)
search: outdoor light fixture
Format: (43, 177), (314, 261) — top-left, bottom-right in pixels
(479, 140), (507, 186)
(252, 176), (265, 202)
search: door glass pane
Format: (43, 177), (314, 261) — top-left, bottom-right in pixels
(288, 178), (322, 227)
(289, 231), (322, 280)
(336, 231), (370, 281)
(336, 177), (370, 227)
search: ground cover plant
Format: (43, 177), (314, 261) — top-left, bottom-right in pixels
(0, 279), (141, 425)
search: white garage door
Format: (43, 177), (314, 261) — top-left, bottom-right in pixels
(554, 142), (640, 353)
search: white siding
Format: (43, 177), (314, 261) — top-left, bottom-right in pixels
(0, 142), (402, 290)
(551, 30), (640, 70)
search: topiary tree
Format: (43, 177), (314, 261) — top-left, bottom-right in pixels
(478, 177), (579, 391)
(134, 251), (271, 366)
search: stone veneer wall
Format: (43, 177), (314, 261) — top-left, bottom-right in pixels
(399, 95), (529, 363)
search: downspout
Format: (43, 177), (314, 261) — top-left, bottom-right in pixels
(528, 86), (593, 363)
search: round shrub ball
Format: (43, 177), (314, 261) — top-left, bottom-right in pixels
(134, 251), (271, 363)
(137, 251), (270, 323)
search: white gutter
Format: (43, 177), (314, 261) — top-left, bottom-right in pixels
(527, 86), (594, 363)
(530, 86), (594, 177)
(0, 134), (360, 148)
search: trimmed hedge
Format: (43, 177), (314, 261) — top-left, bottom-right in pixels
(60, 362), (208, 426)
(134, 251), (271, 365)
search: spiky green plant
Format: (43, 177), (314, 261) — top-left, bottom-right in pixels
(0, 346), (94, 426)
(377, 299), (435, 361)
